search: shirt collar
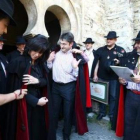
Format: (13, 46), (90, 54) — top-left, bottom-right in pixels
(106, 44), (116, 50)
(60, 49), (72, 54)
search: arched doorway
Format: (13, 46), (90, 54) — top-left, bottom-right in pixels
(2, 0), (28, 55)
(45, 11), (61, 47)
(45, 5), (71, 47)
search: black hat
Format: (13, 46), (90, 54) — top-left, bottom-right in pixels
(0, 36), (6, 41)
(83, 38), (95, 44)
(0, 0), (16, 26)
(132, 31), (140, 41)
(72, 41), (80, 49)
(104, 31), (119, 39)
(16, 36), (26, 44)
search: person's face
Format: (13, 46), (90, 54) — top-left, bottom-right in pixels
(0, 18), (9, 36)
(135, 41), (140, 52)
(17, 44), (26, 52)
(106, 38), (117, 47)
(60, 40), (73, 53)
(85, 43), (93, 50)
(29, 51), (43, 61)
(0, 40), (4, 50)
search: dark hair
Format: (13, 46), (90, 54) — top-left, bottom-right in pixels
(60, 32), (74, 43)
(24, 34), (50, 62)
(0, 10), (9, 20)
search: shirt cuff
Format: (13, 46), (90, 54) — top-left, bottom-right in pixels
(81, 52), (89, 62)
(72, 67), (79, 77)
(47, 61), (53, 69)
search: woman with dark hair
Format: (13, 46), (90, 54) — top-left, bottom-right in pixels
(6, 34), (56, 140)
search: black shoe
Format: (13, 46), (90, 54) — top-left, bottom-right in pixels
(96, 114), (106, 121)
(63, 134), (70, 140)
(110, 117), (113, 123)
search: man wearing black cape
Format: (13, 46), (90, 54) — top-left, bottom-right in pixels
(47, 32), (91, 140)
(116, 31), (140, 140)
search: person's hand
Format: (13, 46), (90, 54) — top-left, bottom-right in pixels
(72, 49), (83, 54)
(47, 51), (55, 62)
(23, 75), (39, 85)
(119, 77), (127, 85)
(93, 75), (98, 82)
(114, 58), (120, 65)
(37, 97), (48, 106)
(14, 89), (28, 100)
(72, 58), (81, 69)
(131, 75), (140, 83)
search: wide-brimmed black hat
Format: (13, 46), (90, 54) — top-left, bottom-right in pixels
(0, 36), (6, 41)
(16, 36), (26, 44)
(83, 38), (95, 44)
(132, 31), (140, 41)
(0, 0), (16, 26)
(104, 31), (119, 39)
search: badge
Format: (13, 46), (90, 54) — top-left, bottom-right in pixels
(113, 51), (117, 54)
(121, 50), (125, 53)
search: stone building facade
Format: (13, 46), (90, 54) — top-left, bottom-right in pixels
(4, 0), (140, 52)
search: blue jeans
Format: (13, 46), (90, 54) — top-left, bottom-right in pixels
(99, 79), (118, 117)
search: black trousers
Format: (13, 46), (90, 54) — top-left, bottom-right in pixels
(124, 90), (140, 140)
(52, 81), (76, 137)
(99, 79), (118, 117)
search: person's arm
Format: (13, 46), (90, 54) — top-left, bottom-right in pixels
(131, 75), (140, 84)
(118, 77), (128, 85)
(93, 61), (99, 82)
(92, 49), (100, 80)
(71, 58), (81, 77)
(0, 89), (27, 106)
(72, 49), (89, 62)
(23, 75), (47, 87)
(25, 93), (48, 107)
(47, 51), (55, 69)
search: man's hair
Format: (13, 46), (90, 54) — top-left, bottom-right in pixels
(60, 32), (74, 43)
(0, 10), (9, 20)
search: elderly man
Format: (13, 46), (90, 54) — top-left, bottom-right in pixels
(119, 31), (140, 140)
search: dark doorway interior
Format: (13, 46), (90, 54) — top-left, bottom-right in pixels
(45, 11), (61, 48)
(2, 0), (28, 55)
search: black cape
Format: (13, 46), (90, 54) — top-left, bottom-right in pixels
(5, 55), (56, 140)
(0, 53), (8, 140)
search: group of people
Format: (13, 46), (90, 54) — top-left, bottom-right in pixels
(0, 1), (91, 140)
(0, 0), (140, 140)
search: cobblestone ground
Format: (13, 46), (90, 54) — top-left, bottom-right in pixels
(56, 118), (123, 140)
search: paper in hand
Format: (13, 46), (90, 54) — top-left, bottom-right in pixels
(110, 66), (134, 81)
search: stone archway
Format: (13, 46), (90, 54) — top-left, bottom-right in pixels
(18, 0), (80, 42)
(45, 5), (71, 46)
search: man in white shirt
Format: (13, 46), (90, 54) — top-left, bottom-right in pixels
(83, 38), (95, 77)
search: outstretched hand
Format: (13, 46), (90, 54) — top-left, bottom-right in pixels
(72, 58), (81, 69)
(23, 74), (39, 85)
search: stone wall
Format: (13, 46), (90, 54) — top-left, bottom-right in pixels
(82, 0), (106, 49)
(16, 0), (140, 52)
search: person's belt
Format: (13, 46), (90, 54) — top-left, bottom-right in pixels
(131, 90), (140, 95)
(54, 81), (76, 85)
